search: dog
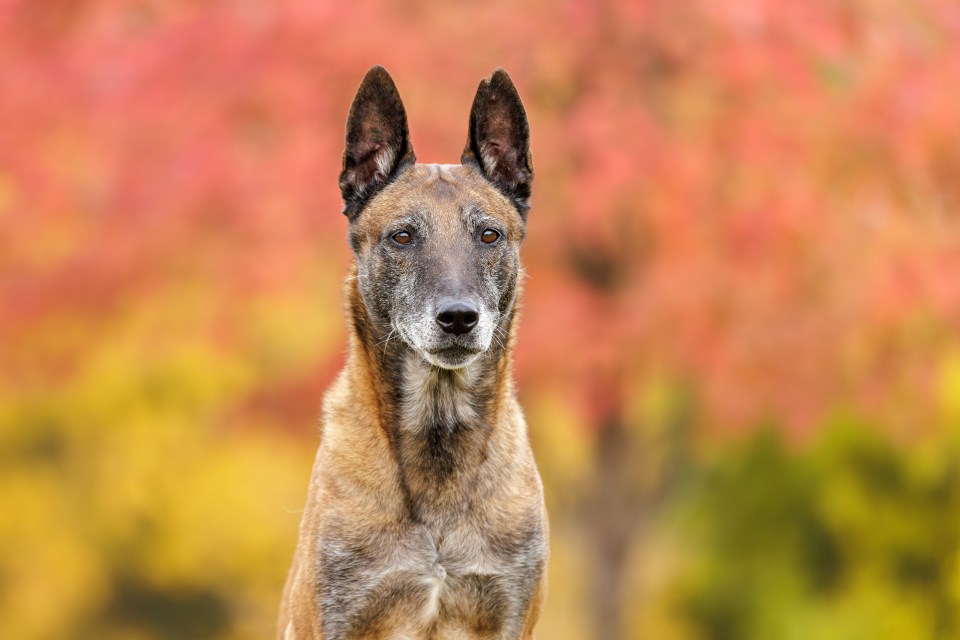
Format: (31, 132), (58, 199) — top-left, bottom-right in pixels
(278, 66), (548, 640)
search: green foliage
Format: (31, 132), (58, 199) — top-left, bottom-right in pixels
(0, 303), (315, 638)
(670, 422), (960, 640)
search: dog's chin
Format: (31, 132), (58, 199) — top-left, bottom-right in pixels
(421, 344), (484, 370)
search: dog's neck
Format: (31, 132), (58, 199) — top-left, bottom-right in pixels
(398, 355), (487, 437)
(345, 278), (517, 520)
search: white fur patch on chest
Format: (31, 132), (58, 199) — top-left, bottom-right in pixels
(421, 562), (446, 621)
(400, 356), (478, 429)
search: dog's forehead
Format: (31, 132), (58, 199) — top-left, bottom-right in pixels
(358, 163), (522, 233)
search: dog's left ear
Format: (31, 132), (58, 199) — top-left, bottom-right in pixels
(339, 66), (416, 220)
(461, 69), (533, 216)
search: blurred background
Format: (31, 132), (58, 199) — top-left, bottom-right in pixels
(2, 1), (960, 638)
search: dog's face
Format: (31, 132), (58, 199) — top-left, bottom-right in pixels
(348, 164), (525, 369)
(338, 67), (533, 369)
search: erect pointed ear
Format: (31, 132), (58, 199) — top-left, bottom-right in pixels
(339, 66), (416, 219)
(461, 69), (533, 216)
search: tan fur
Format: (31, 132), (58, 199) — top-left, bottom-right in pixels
(278, 164), (547, 639)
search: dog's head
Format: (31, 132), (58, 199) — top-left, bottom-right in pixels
(339, 66), (532, 370)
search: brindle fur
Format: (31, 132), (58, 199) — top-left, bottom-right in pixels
(278, 66), (547, 639)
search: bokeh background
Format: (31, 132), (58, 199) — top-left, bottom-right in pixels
(3, 1), (960, 638)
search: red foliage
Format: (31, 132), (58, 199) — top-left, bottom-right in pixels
(2, 0), (959, 438)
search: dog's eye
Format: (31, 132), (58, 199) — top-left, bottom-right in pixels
(391, 231), (412, 245)
(481, 229), (500, 244)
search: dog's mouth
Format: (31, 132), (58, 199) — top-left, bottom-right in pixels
(395, 318), (492, 370)
(423, 344), (484, 369)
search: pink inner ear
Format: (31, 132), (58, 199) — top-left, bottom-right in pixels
(479, 111), (523, 181)
(481, 138), (523, 188)
(485, 112), (513, 146)
(345, 140), (393, 194)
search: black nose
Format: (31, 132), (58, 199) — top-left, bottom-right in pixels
(436, 300), (480, 335)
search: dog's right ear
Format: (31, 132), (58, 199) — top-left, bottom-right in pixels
(339, 66), (415, 220)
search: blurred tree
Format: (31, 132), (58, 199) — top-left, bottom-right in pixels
(514, 1), (960, 637)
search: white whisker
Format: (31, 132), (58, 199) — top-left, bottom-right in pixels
(377, 326), (398, 358)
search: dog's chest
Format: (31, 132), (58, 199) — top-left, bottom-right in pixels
(318, 518), (544, 640)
